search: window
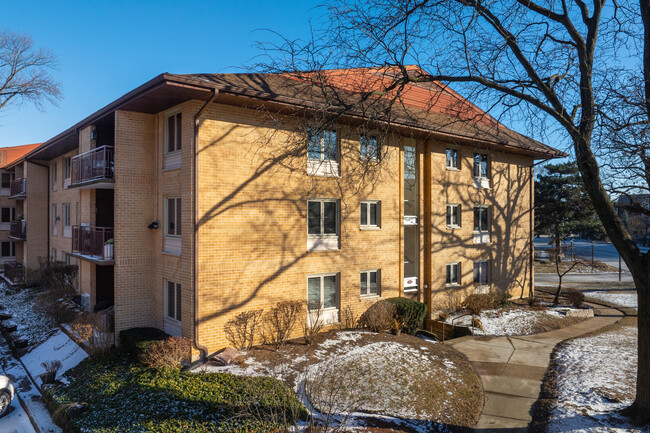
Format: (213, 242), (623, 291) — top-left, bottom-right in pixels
(63, 157), (71, 180)
(307, 274), (338, 311)
(51, 248), (57, 263)
(446, 263), (460, 286)
(474, 260), (490, 285)
(52, 204), (58, 235)
(1, 173), (13, 189)
(166, 113), (182, 154)
(446, 148), (459, 169)
(52, 161), (57, 189)
(360, 200), (380, 228)
(446, 204), (460, 228)
(473, 206), (490, 243)
(166, 280), (182, 322)
(166, 198), (182, 237)
(1, 241), (15, 257)
(307, 130), (339, 176)
(62, 204), (71, 228)
(307, 199), (339, 251)
(360, 269), (380, 297)
(473, 153), (489, 178)
(63, 252), (71, 266)
(308, 130), (337, 161)
(360, 135), (379, 160)
(1, 207), (15, 223)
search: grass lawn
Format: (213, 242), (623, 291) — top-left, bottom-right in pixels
(534, 259), (618, 274)
(46, 353), (307, 432)
(201, 330), (483, 432)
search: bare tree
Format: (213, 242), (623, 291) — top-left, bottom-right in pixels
(255, 0), (650, 423)
(0, 29), (61, 112)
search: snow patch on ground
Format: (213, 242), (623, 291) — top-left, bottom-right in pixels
(447, 307), (575, 336)
(22, 330), (88, 385)
(0, 282), (57, 349)
(548, 326), (640, 432)
(584, 291), (638, 310)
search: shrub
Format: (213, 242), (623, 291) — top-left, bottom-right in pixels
(41, 360), (62, 383)
(261, 301), (304, 350)
(33, 258), (78, 296)
(358, 300), (396, 332)
(386, 297), (427, 335)
(140, 337), (191, 369)
(337, 305), (359, 330)
(120, 327), (169, 361)
(567, 289), (585, 308)
(493, 291), (513, 309)
(303, 302), (325, 345)
(70, 313), (113, 357)
(224, 309), (263, 350)
(462, 294), (494, 315)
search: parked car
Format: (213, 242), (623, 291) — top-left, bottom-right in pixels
(0, 375), (15, 417)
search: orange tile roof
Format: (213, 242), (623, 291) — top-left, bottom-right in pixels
(0, 143), (41, 168)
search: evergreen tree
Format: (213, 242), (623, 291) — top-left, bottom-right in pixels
(535, 162), (605, 258)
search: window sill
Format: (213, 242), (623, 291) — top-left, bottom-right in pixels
(360, 294), (380, 300)
(446, 283), (461, 288)
(446, 167), (461, 172)
(360, 226), (381, 231)
(162, 166), (181, 172)
(307, 235), (339, 252)
(403, 287), (418, 293)
(446, 225), (461, 229)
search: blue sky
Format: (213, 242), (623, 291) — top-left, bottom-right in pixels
(0, 0), (321, 147)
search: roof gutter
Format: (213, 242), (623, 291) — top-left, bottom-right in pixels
(192, 89), (218, 362)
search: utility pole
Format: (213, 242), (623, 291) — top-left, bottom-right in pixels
(570, 238), (574, 261)
(591, 240), (595, 272)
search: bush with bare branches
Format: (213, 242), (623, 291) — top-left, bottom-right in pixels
(567, 289), (585, 308)
(69, 313), (111, 357)
(337, 305), (359, 330)
(140, 337), (191, 369)
(261, 300), (304, 350)
(358, 300), (396, 333)
(224, 309), (263, 350)
(304, 302), (325, 345)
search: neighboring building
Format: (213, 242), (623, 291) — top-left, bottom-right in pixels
(616, 194), (650, 246)
(0, 143), (41, 282)
(3, 68), (563, 355)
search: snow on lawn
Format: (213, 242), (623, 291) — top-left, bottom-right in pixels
(196, 330), (481, 432)
(447, 306), (580, 336)
(584, 291), (638, 310)
(548, 326), (640, 433)
(21, 330), (88, 385)
(0, 282), (57, 348)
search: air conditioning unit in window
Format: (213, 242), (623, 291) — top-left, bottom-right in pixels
(404, 276), (418, 288)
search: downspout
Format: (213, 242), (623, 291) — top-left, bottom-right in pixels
(530, 157), (552, 297)
(28, 160), (50, 262)
(193, 89), (218, 361)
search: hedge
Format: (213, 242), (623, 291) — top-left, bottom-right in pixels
(119, 327), (169, 362)
(386, 297), (427, 335)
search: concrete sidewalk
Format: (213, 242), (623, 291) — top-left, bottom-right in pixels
(448, 302), (623, 432)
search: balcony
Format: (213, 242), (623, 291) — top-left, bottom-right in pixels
(9, 178), (26, 199)
(9, 220), (26, 240)
(71, 225), (114, 265)
(4, 261), (25, 285)
(70, 146), (115, 189)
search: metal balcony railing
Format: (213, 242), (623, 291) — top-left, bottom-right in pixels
(71, 146), (115, 186)
(72, 225), (114, 261)
(4, 261), (25, 284)
(9, 178), (26, 198)
(9, 220), (26, 240)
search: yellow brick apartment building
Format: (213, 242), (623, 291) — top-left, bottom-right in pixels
(2, 69), (562, 356)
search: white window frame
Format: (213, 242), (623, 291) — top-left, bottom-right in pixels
(360, 269), (380, 297)
(62, 203), (72, 237)
(51, 248), (57, 263)
(164, 197), (182, 255)
(164, 112), (182, 170)
(164, 280), (182, 337)
(52, 161), (58, 191)
(446, 148), (460, 170)
(52, 204), (58, 236)
(307, 199), (339, 251)
(307, 129), (340, 177)
(473, 206), (491, 244)
(1, 241), (15, 258)
(473, 260), (492, 287)
(307, 273), (340, 325)
(360, 135), (379, 160)
(446, 204), (461, 228)
(360, 200), (381, 229)
(473, 152), (490, 188)
(446, 262), (461, 286)
(63, 157), (72, 188)
(1, 173), (13, 195)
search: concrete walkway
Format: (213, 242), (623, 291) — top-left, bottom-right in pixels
(447, 302), (624, 432)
